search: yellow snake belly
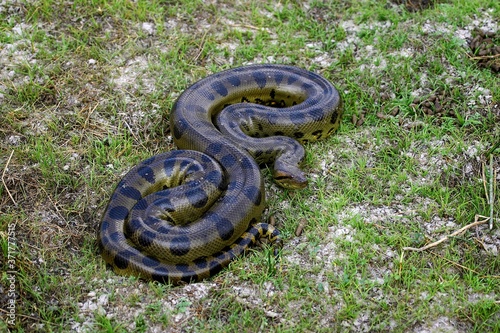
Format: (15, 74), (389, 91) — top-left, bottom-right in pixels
(98, 64), (343, 284)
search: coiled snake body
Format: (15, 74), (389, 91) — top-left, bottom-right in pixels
(98, 64), (342, 284)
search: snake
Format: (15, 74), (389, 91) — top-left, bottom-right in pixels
(98, 64), (342, 284)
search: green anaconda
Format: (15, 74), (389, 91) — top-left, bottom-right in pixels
(98, 64), (342, 284)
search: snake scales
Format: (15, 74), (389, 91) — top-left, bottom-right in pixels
(98, 64), (342, 284)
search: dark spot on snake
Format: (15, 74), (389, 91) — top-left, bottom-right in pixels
(308, 108), (324, 121)
(241, 96), (250, 103)
(238, 235), (253, 248)
(211, 81), (228, 97)
(273, 71), (284, 85)
(294, 132), (304, 139)
(151, 267), (170, 283)
(274, 131), (284, 136)
(302, 82), (315, 92)
(252, 71), (267, 89)
(143, 155), (156, 165)
(200, 153), (212, 164)
(257, 123), (264, 131)
(330, 110), (339, 124)
(179, 159), (191, 170)
(215, 216), (235, 241)
(240, 156), (255, 170)
(186, 163), (202, 176)
(109, 231), (123, 243)
(287, 75), (298, 85)
(227, 75), (241, 87)
(134, 199), (148, 210)
(222, 191), (239, 205)
(109, 206), (129, 220)
(100, 220), (109, 231)
(175, 263), (192, 273)
(163, 158), (177, 176)
(267, 112), (279, 125)
(110, 189), (122, 201)
(194, 258), (208, 269)
(290, 112), (306, 125)
(215, 250), (230, 261)
(124, 218), (141, 237)
(98, 234), (109, 251)
(327, 126), (336, 135)
(312, 130), (323, 140)
(186, 187), (208, 208)
(270, 89), (276, 99)
(169, 236), (191, 256)
(208, 260), (224, 277)
(138, 229), (156, 248)
(205, 170), (223, 185)
(243, 186), (262, 206)
(142, 255), (159, 268)
(138, 165), (155, 183)
(202, 90), (216, 101)
(120, 186), (142, 200)
(248, 225), (262, 236)
(240, 122), (250, 132)
(173, 118), (188, 140)
(169, 150), (185, 158)
(205, 142), (223, 156)
(157, 225), (171, 234)
(114, 250), (135, 270)
(220, 154), (237, 168)
(181, 273), (198, 284)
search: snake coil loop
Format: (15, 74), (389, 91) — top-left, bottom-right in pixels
(98, 64), (342, 284)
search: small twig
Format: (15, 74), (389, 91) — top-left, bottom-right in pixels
(121, 117), (148, 151)
(484, 141), (498, 230)
(193, 16), (220, 63)
(227, 22), (271, 32)
(403, 215), (490, 252)
(81, 101), (99, 129)
(428, 250), (500, 279)
(2, 150), (17, 206)
(0, 307), (51, 323)
(467, 53), (500, 60)
(488, 154), (495, 230)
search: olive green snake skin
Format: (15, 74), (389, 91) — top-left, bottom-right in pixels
(98, 64), (342, 284)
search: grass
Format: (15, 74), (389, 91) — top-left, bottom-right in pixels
(1, 0), (499, 332)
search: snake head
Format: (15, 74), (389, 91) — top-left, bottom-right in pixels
(273, 164), (308, 190)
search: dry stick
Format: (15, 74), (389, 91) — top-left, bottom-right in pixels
(403, 215), (490, 252)
(467, 53), (500, 60)
(226, 22), (271, 32)
(122, 118), (148, 151)
(429, 250), (500, 279)
(2, 150), (17, 206)
(193, 16), (220, 63)
(488, 154), (495, 230)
